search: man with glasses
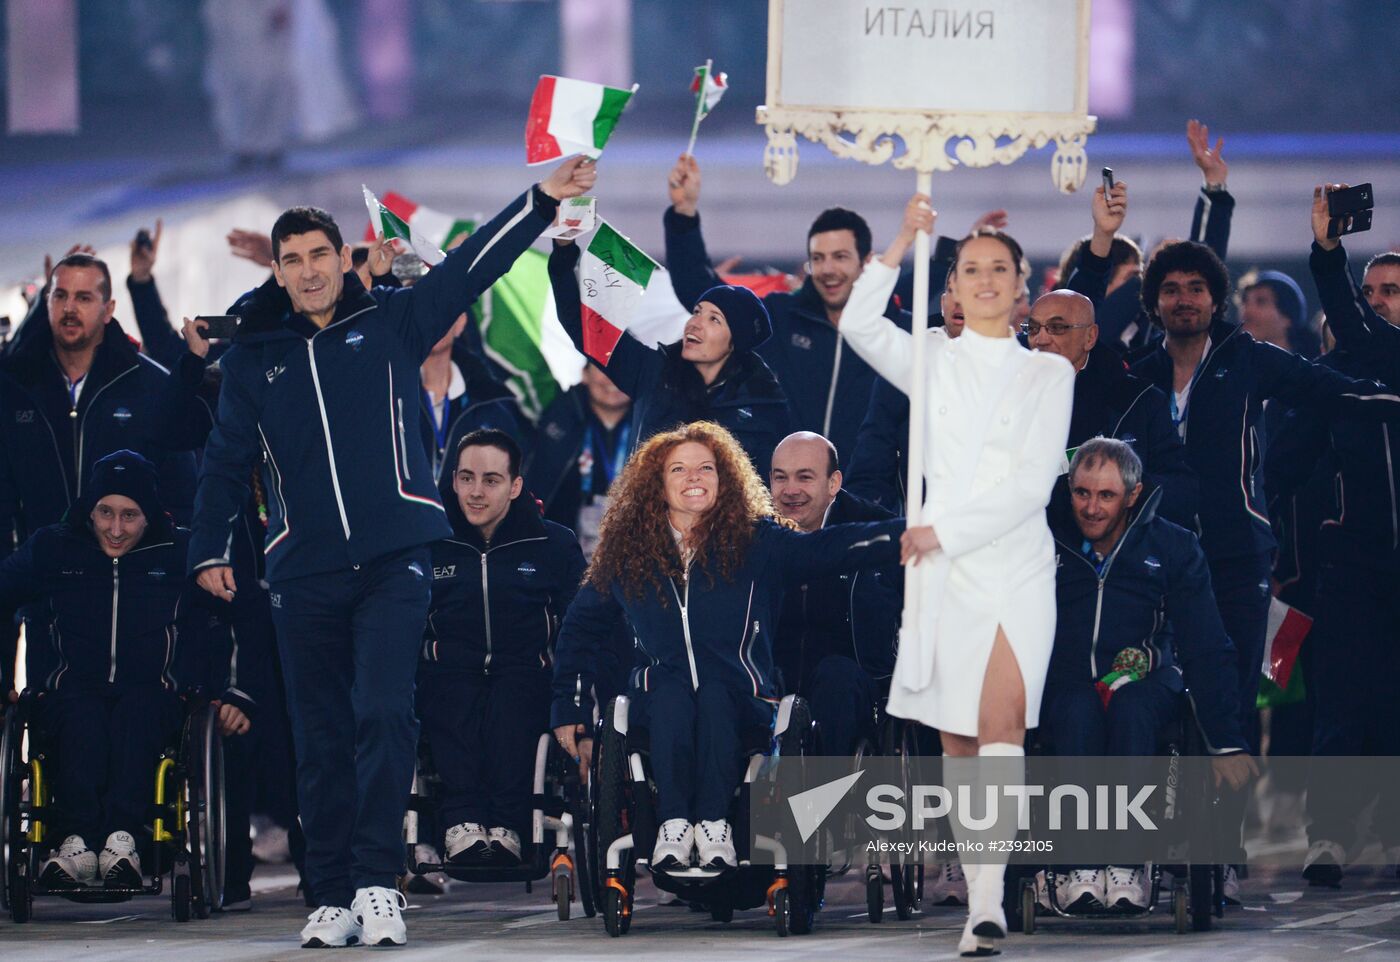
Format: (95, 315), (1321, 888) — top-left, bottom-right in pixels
(1026, 290), (1198, 525)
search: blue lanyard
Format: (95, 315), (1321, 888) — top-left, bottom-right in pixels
(1081, 539), (1108, 577)
(422, 386), (456, 454)
(65, 372), (86, 411)
(1168, 338), (1212, 429)
(581, 420), (630, 496)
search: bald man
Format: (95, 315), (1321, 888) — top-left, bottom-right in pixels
(1027, 290), (1198, 526)
(768, 432), (901, 757)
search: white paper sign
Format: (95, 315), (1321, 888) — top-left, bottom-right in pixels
(543, 196), (598, 240)
(773, 0), (1086, 116)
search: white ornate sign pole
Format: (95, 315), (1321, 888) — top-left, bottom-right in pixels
(757, 0), (1097, 640)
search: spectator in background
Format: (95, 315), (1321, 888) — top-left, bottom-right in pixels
(524, 364), (634, 558)
(662, 153), (908, 463)
(1239, 269), (1319, 358)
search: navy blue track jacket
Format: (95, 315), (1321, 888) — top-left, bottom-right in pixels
(1131, 317), (1400, 563)
(1048, 491), (1246, 753)
(190, 187), (558, 582)
(0, 317), (206, 554)
(548, 242), (791, 480)
(662, 207), (910, 464)
(550, 516), (903, 730)
(772, 490), (903, 689)
(423, 475), (585, 675)
(0, 515), (220, 698)
(1266, 242), (1400, 567)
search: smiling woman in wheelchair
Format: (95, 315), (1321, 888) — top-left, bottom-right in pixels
(0, 450), (228, 890)
(551, 421), (905, 871)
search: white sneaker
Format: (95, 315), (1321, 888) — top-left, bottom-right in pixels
(1223, 864), (1242, 905)
(695, 819), (737, 869)
(488, 827), (522, 865)
(1105, 865), (1148, 909)
(444, 822), (489, 864)
(652, 818), (694, 870)
(352, 886), (408, 947)
(301, 905), (360, 948)
(1060, 868), (1106, 910)
(40, 834), (97, 885)
(98, 831), (141, 886)
(929, 860), (968, 905)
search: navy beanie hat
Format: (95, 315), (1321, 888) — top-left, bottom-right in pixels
(694, 284), (772, 355)
(1251, 270), (1307, 329)
(77, 449), (164, 523)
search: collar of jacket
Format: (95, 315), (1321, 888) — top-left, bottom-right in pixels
(56, 511), (178, 555)
(442, 484), (547, 549)
(2, 316), (140, 394)
(233, 271), (376, 343)
(657, 341), (788, 405)
(1138, 316), (1242, 377)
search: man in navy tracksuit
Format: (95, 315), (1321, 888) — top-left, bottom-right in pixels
(0, 451), (225, 889)
(189, 158), (595, 948)
(1128, 240), (1400, 889)
(418, 429), (585, 867)
(768, 432), (900, 757)
(662, 153), (909, 464)
(0, 254), (207, 699)
(1265, 218), (1400, 886)
(1043, 438), (1251, 911)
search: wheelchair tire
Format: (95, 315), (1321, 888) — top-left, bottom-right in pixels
(554, 869), (571, 921)
(569, 776), (597, 919)
(1020, 878), (1037, 935)
(1188, 865), (1215, 931)
(603, 885), (630, 937)
(1173, 883), (1189, 934)
(592, 702), (634, 899)
(8, 859), (30, 924)
(173, 872), (192, 923)
(0, 708), (21, 914)
(195, 708), (227, 915)
(773, 887), (791, 937)
(788, 869), (818, 935)
(865, 864), (884, 922)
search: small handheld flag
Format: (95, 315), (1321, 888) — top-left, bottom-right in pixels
(526, 75), (638, 166)
(686, 60), (728, 156)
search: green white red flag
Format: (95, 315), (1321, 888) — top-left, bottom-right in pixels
(1256, 597), (1311, 707)
(361, 186), (476, 267)
(525, 75), (637, 165)
(576, 221), (661, 364)
(686, 60), (727, 154)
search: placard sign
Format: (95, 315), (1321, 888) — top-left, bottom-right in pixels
(757, 0), (1096, 190)
(777, 0), (1084, 115)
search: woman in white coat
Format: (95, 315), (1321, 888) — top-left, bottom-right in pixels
(843, 197), (1075, 956)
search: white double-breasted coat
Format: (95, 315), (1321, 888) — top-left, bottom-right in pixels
(839, 262), (1075, 736)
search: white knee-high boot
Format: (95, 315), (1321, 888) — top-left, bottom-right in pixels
(943, 755), (999, 957)
(965, 742), (1024, 944)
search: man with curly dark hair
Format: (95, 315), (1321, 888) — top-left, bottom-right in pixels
(550, 421), (912, 872)
(1130, 239), (1400, 900)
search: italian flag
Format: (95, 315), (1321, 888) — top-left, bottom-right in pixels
(691, 62), (728, 118)
(1256, 597), (1311, 708)
(577, 221), (660, 364)
(525, 75), (637, 165)
(361, 187), (476, 267)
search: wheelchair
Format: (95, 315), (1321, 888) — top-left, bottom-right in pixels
(0, 689), (228, 923)
(404, 728), (597, 921)
(822, 698), (927, 924)
(590, 693), (824, 938)
(1007, 690), (1226, 936)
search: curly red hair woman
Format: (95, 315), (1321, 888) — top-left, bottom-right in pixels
(551, 421), (906, 872)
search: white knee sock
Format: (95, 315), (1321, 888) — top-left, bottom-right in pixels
(972, 742), (1025, 904)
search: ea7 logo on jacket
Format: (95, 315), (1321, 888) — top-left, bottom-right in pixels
(346, 330), (365, 351)
(433, 565), (457, 580)
(15, 410), (34, 423)
(266, 364), (286, 383)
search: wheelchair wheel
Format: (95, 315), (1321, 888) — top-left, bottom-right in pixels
(8, 859), (30, 924)
(602, 883), (631, 937)
(567, 769), (597, 919)
(0, 707), (22, 914)
(1173, 883), (1189, 934)
(1020, 878), (1037, 935)
(865, 864), (884, 922)
(1188, 865), (1215, 931)
(553, 868), (571, 921)
(195, 708), (227, 915)
(891, 862), (919, 920)
(773, 887), (791, 937)
(172, 872), (192, 923)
